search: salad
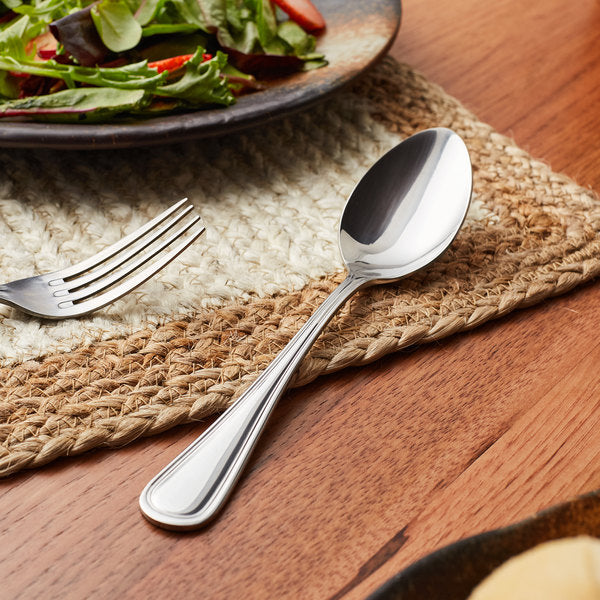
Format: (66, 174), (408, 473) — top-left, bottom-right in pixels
(0, 0), (327, 121)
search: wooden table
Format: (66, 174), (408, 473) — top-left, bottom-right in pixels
(4, 0), (600, 597)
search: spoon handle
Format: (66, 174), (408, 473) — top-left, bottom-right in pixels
(139, 273), (367, 529)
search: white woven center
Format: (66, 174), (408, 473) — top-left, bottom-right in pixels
(0, 94), (486, 364)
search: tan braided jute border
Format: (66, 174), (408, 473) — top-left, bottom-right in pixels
(2, 57), (600, 477)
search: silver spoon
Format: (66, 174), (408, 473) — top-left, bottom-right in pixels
(139, 127), (473, 530)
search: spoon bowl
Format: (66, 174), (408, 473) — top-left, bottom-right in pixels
(140, 127), (473, 530)
(340, 127), (472, 281)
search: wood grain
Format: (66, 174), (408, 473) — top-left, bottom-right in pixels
(3, 0), (600, 598)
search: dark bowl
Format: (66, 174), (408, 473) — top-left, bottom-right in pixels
(369, 490), (600, 600)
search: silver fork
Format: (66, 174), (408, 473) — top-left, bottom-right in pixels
(0, 198), (205, 319)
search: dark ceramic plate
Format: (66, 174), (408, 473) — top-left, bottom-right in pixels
(0, 0), (401, 149)
(369, 490), (600, 600)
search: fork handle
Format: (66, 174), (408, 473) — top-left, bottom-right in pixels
(139, 273), (367, 530)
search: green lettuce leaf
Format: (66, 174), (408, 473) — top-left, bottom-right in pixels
(135, 0), (165, 26)
(196, 0), (226, 31)
(0, 14), (33, 48)
(209, 0), (326, 69)
(141, 22), (199, 36)
(11, 0), (70, 22)
(1, 0), (22, 11)
(139, 0), (207, 38)
(253, 0), (277, 47)
(0, 86), (148, 120)
(277, 20), (315, 56)
(91, 0), (142, 52)
(0, 69), (19, 98)
(0, 0), (327, 122)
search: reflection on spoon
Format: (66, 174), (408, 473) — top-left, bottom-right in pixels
(140, 127), (473, 530)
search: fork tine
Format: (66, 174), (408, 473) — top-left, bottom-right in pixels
(53, 203), (195, 291)
(56, 215), (204, 304)
(48, 198), (191, 283)
(55, 219), (206, 317)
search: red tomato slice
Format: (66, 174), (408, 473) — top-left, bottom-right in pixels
(148, 54), (194, 74)
(272, 0), (326, 33)
(148, 54), (212, 74)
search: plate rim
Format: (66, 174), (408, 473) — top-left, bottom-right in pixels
(0, 0), (402, 150)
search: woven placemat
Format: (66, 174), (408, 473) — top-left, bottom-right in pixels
(1, 57), (599, 477)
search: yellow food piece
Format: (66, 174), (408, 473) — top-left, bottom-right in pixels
(468, 536), (600, 600)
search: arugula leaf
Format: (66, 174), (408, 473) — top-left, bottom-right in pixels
(156, 49), (234, 105)
(91, 0), (142, 52)
(222, 60), (261, 93)
(0, 53), (168, 89)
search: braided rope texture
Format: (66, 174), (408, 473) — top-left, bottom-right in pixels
(2, 57), (600, 477)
